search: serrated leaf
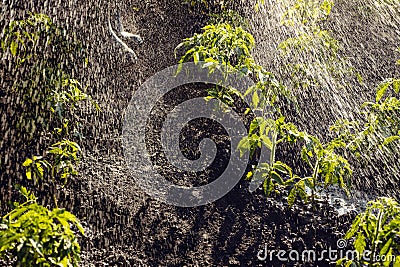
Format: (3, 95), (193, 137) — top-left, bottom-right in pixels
(19, 186), (29, 198)
(249, 119), (259, 135)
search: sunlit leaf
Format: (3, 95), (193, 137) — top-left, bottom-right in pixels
(10, 40), (18, 56)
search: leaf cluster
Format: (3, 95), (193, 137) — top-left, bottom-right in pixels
(175, 8), (350, 208)
(337, 197), (400, 266)
(1, 13), (96, 141)
(1, 13), (93, 266)
(0, 187), (84, 267)
(175, 22), (295, 109)
(23, 140), (82, 185)
(175, 23), (255, 74)
(239, 116), (352, 207)
(331, 79), (400, 158)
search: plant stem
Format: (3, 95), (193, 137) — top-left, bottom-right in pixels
(370, 210), (383, 266)
(53, 194), (58, 209)
(270, 130), (278, 166)
(2, 199), (36, 219)
(311, 160), (320, 210)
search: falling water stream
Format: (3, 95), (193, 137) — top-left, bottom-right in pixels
(250, 0), (400, 216)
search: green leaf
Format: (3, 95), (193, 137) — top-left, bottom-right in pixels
(287, 187), (297, 207)
(36, 162), (44, 178)
(263, 177), (274, 196)
(376, 81), (391, 102)
(394, 256), (400, 266)
(273, 161), (292, 177)
(380, 238), (393, 257)
(376, 79), (400, 102)
(335, 258), (344, 266)
(354, 231), (366, 254)
(19, 186), (29, 198)
(270, 171), (284, 185)
(252, 91), (259, 108)
(237, 137), (249, 157)
(10, 40), (18, 56)
(22, 158), (33, 167)
(394, 80), (400, 94)
(383, 136), (400, 146)
(249, 119), (259, 135)
(246, 171), (253, 180)
(260, 135), (272, 149)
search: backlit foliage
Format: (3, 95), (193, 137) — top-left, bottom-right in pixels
(0, 186), (84, 267)
(176, 9), (351, 207)
(0, 13), (96, 266)
(337, 197), (400, 266)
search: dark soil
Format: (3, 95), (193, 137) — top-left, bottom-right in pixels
(1, 0), (399, 266)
